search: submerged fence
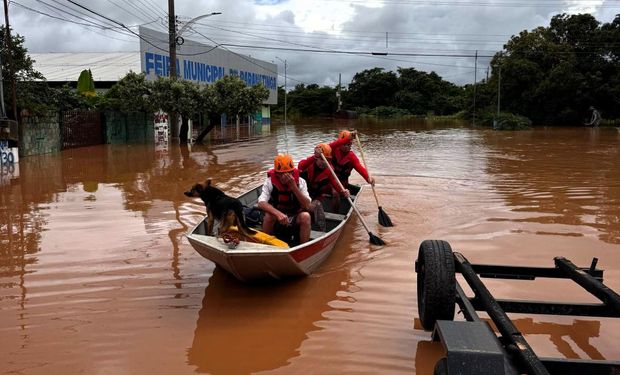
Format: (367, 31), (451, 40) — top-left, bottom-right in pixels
(61, 110), (104, 150)
(19, 110), (152, 157)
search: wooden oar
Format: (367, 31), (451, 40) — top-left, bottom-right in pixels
(319, 153), (385, 246)
(354, 133), (393, 227)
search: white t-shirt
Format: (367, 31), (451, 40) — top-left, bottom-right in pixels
(258, 176), (311, 204)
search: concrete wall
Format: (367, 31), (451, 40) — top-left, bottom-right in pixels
(20, 113), (61, 157)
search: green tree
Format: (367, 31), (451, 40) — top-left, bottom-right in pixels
(478, 13), (620, 124)
(76, 69), (96, 97)
(103, 71), (154, 113)
(1, 26), (45, 116)
(238, 82), (269, 117)
(149, 77), (201, 119)
(345, 68), (398, 109)
(287, 84), (338, 117)
(149, 77), (202, 143)
(211, 75), (268, 120)
(395, 67), (463, 115)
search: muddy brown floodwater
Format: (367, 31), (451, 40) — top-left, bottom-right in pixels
(1, 120), (620, 374)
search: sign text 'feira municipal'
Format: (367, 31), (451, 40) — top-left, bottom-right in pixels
(139, 27), (278, 105)
(143, 52), (276, 90)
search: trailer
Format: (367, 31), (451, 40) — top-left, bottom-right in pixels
(415, 240), (620, 375)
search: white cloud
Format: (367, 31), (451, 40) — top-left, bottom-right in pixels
(10, 0), (618, 86)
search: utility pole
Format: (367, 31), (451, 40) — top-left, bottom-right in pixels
(337, 73), (342, 112)
(168, 0), (176, 80)
(497, 58), (501, 119)
(473, 50), (477, 126)
(283, 59), (287, 128)
(167, 0), (179, 139)
(3, 0), (17, 121)
(276, 57), (287, 128)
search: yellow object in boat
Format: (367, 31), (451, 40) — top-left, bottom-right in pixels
(226, 226), (289, 248)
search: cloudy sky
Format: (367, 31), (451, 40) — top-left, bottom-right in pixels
(7, 0), (619, 87)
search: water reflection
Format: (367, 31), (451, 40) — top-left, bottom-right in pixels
(188, 261), (351, 374)
(0, 133), (279, 310)
(515, 317), (604, 360)
(483, 128), (620, 244)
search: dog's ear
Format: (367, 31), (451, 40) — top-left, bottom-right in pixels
(206, 179), (212, 187)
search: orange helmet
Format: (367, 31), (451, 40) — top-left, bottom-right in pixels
(338, 130), (352, 142)
(274, 154), (295, 172)
(315, 143), (332, 159)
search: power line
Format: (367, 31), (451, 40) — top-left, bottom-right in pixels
(301, 0), (620, 8)
(189, 29), (310, 86)
(219, 42), (494, 58)
(65, 0), (172, 54)
(104, 0), (152, 24)
(13, 1), (132, 36)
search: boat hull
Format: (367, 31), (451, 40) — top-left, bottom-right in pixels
(186, 184), (361, 281)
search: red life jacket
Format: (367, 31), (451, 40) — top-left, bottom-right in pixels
(267, 168), (302, 216)
(332, 151), (354, 185)
(300, 162), (332, 199)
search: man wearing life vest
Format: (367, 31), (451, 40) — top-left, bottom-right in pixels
(298, 143), (349, 201)
(298, 144), (350, 231)
(258, 154), (312, 244)
(328, 130), (375, 188)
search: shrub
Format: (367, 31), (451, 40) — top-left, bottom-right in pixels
(478, 111), (532, 130)
(360, 106), (410, 119)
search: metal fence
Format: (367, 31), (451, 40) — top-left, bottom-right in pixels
(61, 110), (103, 150)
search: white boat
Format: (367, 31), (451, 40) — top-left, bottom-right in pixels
(186, 184), (362, 281)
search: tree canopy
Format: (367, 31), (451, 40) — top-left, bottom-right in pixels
(1, 26), (45, 116)
(103, 72), (269, 122)
(478, 13), (620, 124)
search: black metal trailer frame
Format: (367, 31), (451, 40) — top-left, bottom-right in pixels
(415, 239), (620, 375)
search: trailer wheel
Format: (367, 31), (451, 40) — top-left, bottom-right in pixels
(433, 357), (448, 375)
(416, 240), (456, 331)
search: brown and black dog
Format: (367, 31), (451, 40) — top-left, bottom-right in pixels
(184, 180), (257, 239)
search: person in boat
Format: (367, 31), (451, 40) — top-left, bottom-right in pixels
(298, 143), (350, 231)
(585, 106), (601, 127)
(258, 153), (312, 244)
(328, 130), (375, 189)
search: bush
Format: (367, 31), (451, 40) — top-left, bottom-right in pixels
(478, 111), (532, 130)
(359, 106), (411, 119)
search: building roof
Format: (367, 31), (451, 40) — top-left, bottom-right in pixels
(30, 52), (141, 82)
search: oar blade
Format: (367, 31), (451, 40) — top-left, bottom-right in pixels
(378, 207), (393, 227)
(368, 232), (386, 246)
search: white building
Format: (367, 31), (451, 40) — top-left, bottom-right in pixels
(31, 27), (278, 127)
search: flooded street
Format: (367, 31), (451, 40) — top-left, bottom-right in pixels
(2, 120), (620, 374)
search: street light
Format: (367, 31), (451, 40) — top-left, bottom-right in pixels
(169, 11), (222, 78)
(176, 12), (222, 46)
(167, 9), (221, 140)
(275, 57), (287, 128)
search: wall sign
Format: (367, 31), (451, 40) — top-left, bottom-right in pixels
(0, 140), (19, 186)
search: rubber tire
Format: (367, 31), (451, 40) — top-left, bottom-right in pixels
(433, 357), (449, 375)
(417, 240), (456, 331)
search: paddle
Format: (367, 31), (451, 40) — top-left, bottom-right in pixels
(354, 133), (393, 227)
(319, 153), (385, 246)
